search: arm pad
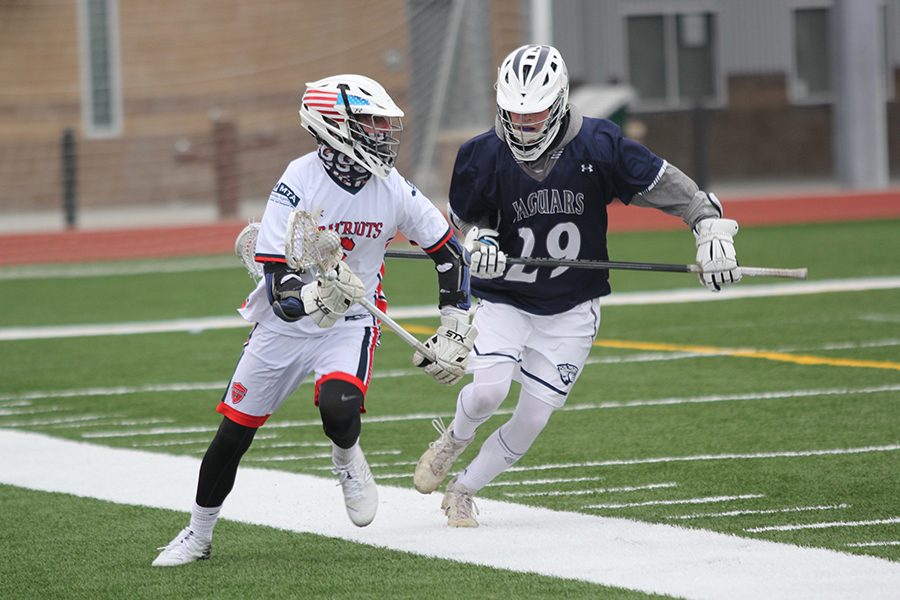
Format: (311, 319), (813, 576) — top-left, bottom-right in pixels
(428, 234), (471, 312)
(265, 264), (308, 322)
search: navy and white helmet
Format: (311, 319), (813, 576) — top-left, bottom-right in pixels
(299, 74), (404, 178)
(496, 45), (569, 161)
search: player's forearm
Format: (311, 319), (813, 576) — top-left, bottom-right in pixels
(447, 205), (494, 237)
(630, 163), (722, 226)
(427, 235), (471, 312)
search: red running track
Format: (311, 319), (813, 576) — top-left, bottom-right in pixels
(1, 189), (899, 266)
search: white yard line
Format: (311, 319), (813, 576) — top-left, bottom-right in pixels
(2, 429), (898, 600)
(501, 443), (900, 472)
(0, 414), (110, 427)
(668, 504), (851, 520)
(245, 449), (401, 463)
(585, 494), (765, 510)
(847, 541), (900, 548)
(250, 440), (331, 450)
(0, 381), (228, 403)
(0, 405), (68, 417)
(0, 256), (238, 280)
(134, 437), (230, 448)
(746, 518), (900, 533)
(487, 476), (607, 487)
(504, 482), (677, 498)
(46, 417), (173, 429)
(565, 384), (900, 412)
(2, 276), (899, 342)
(0, 383), (890, 438)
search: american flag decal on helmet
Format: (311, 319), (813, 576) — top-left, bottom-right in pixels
(231, 382), (248, 404)
(303, 89), (344, 121)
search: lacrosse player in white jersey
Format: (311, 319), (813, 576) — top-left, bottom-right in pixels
(413, 45), (742, 527)
(153, 74), (475, 566)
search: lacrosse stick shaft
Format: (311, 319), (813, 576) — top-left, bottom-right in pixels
(357, 297), (436, 361)
(382, 250), (807, 280)
(687, 264), (807, 279)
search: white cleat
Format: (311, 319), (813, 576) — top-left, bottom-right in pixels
(151, 527), (211, 567)
(441, 475), (479, 528)
(333, 447), (378, 527)
(414, 418), (473, 494)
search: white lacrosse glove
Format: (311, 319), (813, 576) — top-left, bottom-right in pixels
(412, 308), (478, 385)
(463, 227), (507, 279)
(300, 262), (365, 328)
(693, 218), (742, 292)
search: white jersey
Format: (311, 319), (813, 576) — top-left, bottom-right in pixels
(239, 152), (451, 337)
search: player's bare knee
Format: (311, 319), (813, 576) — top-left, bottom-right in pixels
(317, 379), (364, 448)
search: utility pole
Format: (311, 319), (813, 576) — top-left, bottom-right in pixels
(832, 0), (889, 189)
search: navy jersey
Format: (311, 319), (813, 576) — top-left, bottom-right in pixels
(449, 117), (665, 315)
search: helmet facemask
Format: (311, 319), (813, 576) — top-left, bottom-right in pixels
(495, 45), (570, 162)
(498, 91), (566, 162)
(345, 111), (403, 175)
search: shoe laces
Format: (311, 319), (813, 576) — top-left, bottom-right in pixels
(428, 418), (469, 471)
(333, 456), (371, 499)
(158, 527), (205, 552)
(448, 482), (479, 519)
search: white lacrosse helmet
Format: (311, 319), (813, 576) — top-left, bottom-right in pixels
(496, 44), (569, 161)
(299, 74), (404, 178)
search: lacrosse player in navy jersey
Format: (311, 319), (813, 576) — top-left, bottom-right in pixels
(153, 74), (474, 566)
(413, 45), (742, 527)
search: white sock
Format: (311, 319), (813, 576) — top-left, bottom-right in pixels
(332, 441), (360, 466)
(452, 363), (515, 440)
(457, 428), (522, 492)
(457, 390), (555, 492)
(451, 385), (483, 441)
(189, 502), (221, 541)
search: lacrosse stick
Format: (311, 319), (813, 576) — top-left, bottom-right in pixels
(234, 222), (264, 282)
(382, 249), (808, 280)
(285, 210), (437, 361)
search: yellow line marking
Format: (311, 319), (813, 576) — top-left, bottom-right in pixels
(400, 324), (433, 336)
(385, 324), (900, 371)
(594, 339), (900, 371)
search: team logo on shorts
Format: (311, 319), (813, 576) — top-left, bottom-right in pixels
(231, 382), (248, 404)
(556, 363), (579, 385)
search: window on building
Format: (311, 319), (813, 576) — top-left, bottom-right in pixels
(793, 8), (831, 101)
(792, 5), (894, 103)
(79, 0), (122, 137)
(626, 12), (718, 110)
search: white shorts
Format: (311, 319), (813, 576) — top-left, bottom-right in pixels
(217, 323), (380, 427)
(469, 298), (601, 408)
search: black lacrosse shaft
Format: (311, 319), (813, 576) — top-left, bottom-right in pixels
(383, 249), (691, 273)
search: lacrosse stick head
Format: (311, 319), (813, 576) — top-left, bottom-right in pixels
(285, 210), (343, 276)
(234, 222), (264, 282)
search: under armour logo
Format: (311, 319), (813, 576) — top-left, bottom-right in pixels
(581, 164), (593, 173)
